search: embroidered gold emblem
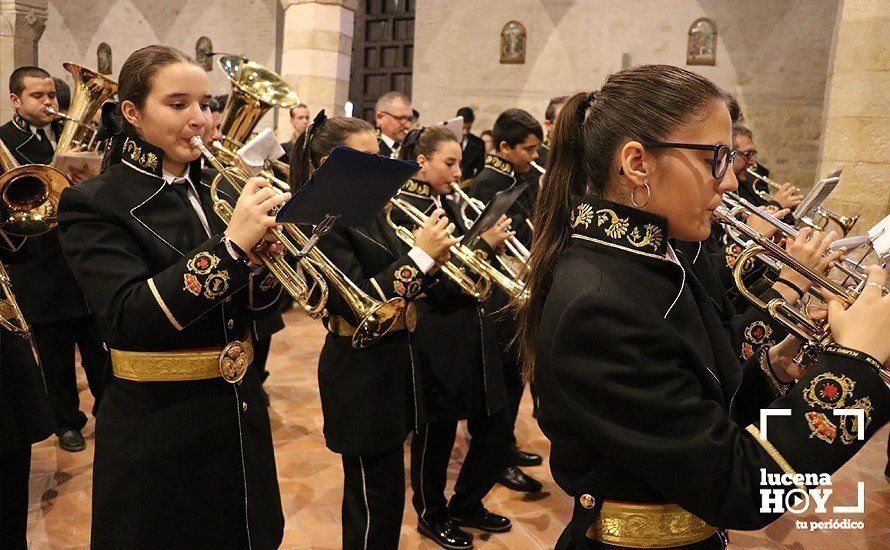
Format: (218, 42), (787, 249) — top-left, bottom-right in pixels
(187, 252), (220, 275)
(838, 397), (873, 445)
(258, 273), (277, 292)
(571, 203), (595, 229)
(122, 138), (160, 170)
(393, 265), (422, 298)
(218, 341), (249, 383)
(741, 342), (755, 360)
(203, 270), (230, 300)
(805, 411), (837, 444)
(595, 209), (629, 238)
(183, 273), (202, 296)
(403, 180), (431, 197)
(744, 321), (773, 345)
(803, 372), (855, 410)
(484, 155), (513, 176)
(627, 223), (663, 252)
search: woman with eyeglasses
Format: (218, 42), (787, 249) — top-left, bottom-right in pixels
(517, 64), (890, 549)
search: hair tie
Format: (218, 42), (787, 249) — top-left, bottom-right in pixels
(302, 109), (328, 160)
(578, 90), (597, 125)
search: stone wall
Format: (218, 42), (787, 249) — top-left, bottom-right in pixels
(36, 0), (281, 130)
(413, 0), (840, 188)
(816, 0), (890, 234)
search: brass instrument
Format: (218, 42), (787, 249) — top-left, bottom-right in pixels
(530, 161), (546, 175)
(724, 191), (867, 286)
(0, 137), (70, 236)
(0, 260), (31, 337)
(55, 63), (118, 154)
(745, 167), (858, 236)
(216, 56), (299, 153)
(450, 182), (530, 282)
(192, 136), (404, 348)
(714, 204), (888, 384)
(388, 195), (519, 302)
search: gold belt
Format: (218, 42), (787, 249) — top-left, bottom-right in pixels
(326, 308), (413, 338)
(586, 500), (717, 548)
(110, 336), (253, 384)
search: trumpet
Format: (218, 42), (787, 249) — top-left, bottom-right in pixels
(714, 204), (888, 383)
(386, 196), (493, 301)
(745, 168), (858, 236)
(530, 161), (546, 175)
(192, 136), (405, 348)
(723, 192), (867, 288)
(450, 182), (529, 282)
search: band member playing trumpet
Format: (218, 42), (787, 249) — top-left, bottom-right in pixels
(57, 45), (287, 548)
(470, 109), (545, 493)
(288, 113), (454, 549)
(396, 126), (515, 549)
(1, 66), (109, 453)
(519, 65), (889, 550)
(731, 123), (801, 210)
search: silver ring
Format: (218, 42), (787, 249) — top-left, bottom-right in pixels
(865, 281), (890, 294)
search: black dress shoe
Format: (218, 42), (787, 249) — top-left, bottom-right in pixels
(450, 506), (512, 533)
(58, 429), (85, 452)
(496, 465), (543, 493)
(417, 516), (473, 549)
(511, 447), (543, 467)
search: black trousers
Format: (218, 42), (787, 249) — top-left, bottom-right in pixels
(32, 315), (108, 433)
(253, 334), (272, 381)
(501, 356), (524, 449)
(341, 445), (406, 549)
(410, 408), (512, 522)
(0, 446), (32, 550)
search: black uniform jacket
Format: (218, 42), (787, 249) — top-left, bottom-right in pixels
(0, 235), (54, 455)
(316, 213), (431, 455)
(536, 197), (889, 548)
(391, 179), (507, 422)
(0, 113), (91, 325)
(460, 133), (485, 180)
(57, 135), (284, 549)
(674, 238), (788, 363)
(470, 154), (537, 248)
(377, 135), (396, 159)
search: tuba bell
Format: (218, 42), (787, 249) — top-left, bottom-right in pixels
(54, 63), (118, 154)
(216, 55), (299, 153)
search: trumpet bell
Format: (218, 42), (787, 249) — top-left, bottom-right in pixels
(351, 297), (406, 349)
(217, 56), (299, 150)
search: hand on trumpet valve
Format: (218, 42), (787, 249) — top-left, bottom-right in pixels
(414, 208), (458, 266)
(823, 265), (890, 365)
(773, 228), (843, 302)
(481, 215), (515, 253)
(745, 208), (789, 239)
(774, 182), (803, 210)
(224, 176), (291, 253)
(768, 334), (810, 383)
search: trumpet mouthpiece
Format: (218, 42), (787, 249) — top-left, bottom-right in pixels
(45, 106), (57, 115)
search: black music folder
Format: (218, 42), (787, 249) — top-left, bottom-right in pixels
(461, 183), (529, 246)
(276, 146), (420, 227)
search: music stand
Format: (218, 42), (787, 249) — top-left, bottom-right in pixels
(461, 183), (529, 247)
(276, 146), (420, 256)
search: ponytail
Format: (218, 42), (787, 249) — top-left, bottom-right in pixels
(516, 92), (591, 381)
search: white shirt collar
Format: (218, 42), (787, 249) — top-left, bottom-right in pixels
(665, 241), (681, 266)
(162, 168), (191, 186)
(379, 133), (397, 151)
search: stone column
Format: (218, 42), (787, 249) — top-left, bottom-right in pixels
(816, 0), (890, 233)
(0, 0), (49, 122)
(278, 0), (357, 141)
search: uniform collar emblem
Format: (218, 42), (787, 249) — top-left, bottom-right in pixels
(570, 197), (668, 257)
(401, 178), (432, 199)
(484, 154), (514, 176)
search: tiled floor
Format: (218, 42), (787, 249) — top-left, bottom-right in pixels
(26, 310), (890, 549)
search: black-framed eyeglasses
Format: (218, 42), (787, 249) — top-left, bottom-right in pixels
(737, 149), (758, 160)
(381, 111), (412, 124)
(645, 142), (737, 179)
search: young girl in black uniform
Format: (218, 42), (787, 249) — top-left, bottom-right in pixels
(518, 64), (890, 549)
(58, 45), (288, 549)
(396, 126), (516, 549)
(289, 114), (455, 549)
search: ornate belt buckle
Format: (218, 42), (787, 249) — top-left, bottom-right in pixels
(218, 341), (249, 384)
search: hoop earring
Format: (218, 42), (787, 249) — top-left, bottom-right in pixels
(631, 181), (651, 208)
